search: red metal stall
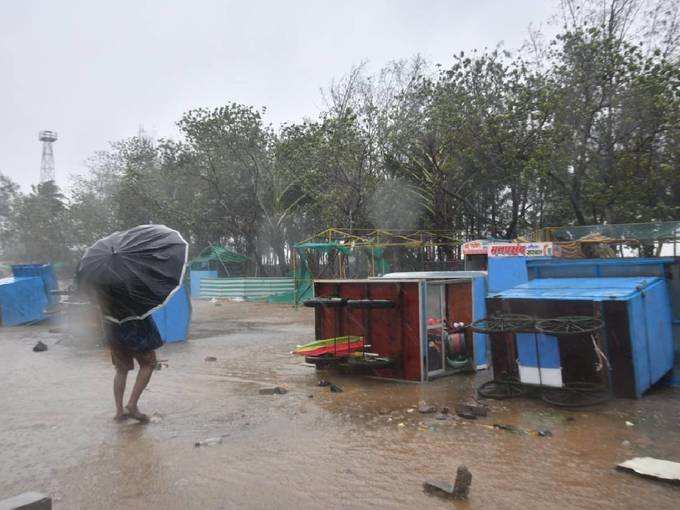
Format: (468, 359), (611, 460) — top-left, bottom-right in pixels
(307, 274), (484, 382)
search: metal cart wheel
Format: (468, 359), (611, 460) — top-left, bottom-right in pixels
(535, 316), (604, 336)
(470, 314), (536, 333)
(304, 356), (341, 369)
(541, 382), (612, 408)
(346, 356), (395, 369)
(477, 378), (529, 400)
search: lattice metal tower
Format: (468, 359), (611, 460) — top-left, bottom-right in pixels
(39, 130), (58, 182)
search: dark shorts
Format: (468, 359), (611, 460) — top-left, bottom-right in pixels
(103, 317), (163, 371)
(110, 341), (156, 371)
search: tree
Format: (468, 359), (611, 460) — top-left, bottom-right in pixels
(9, 181), (72, 263)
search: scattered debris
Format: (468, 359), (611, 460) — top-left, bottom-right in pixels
(423, 465), (472, 500)
(435, 413), (448, 420)
(621, 440), (631, 447)
(625, 421), (635, 427)
(259, 387), (288, 395)
(418, 401), (437, 414)
(456, 410), (477, 420)
(535, 429), (553, 437)
(154, 360), (169, 371)
(440, 406), (450, 415)
(33, 341), (48, 352)
(453, 465), (472, 499)
(423, 479), (454, 496)
(209, 298), (222, 307)
(455, 402), (488, 418)
(204, 356), (217, 362)
(0, 491), (52, 510)
(329, 383), (343, 393)
(617, 457), (680, 483)
(397, 422), (405, 428)
(378, 408), (389, 415)
(307, 394), (314, 398)
(317, 379), (330, 387)
(406, 408), (415, 413)
(48, 327), (62, 334)
(493, 423), (520, 433)
(194, 436), (223, 447)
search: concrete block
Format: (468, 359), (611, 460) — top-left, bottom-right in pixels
(0, 492), (51, 510)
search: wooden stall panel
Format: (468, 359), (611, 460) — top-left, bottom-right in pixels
(446, 282), (472, 323)
(312, 280), (422, 381)
(399, 282), (422, 381)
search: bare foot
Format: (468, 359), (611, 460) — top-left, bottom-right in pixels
(125, 405), (150, 423)
(114, 412), (129, 422)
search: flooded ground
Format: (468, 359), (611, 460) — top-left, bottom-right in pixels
(1, 300), (679, 509)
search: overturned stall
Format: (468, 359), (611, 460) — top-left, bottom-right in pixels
(482, 277), (675, 400)
(304, 272), (488, 382)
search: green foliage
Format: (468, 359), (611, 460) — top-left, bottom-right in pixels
(2, 0), (678, 270)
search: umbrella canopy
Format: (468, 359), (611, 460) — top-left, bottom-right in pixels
(76, 224), (188, 323)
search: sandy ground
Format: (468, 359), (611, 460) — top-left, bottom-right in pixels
(1, 300), (680, 509)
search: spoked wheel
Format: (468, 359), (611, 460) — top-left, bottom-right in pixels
(346, 356), (395, 369)
(535, 316), (604, 336)
(541, 382), (611, 408)
(470, 314), (535, 333)
(477, 378), (529, 400)
(305, 356), (341, 369)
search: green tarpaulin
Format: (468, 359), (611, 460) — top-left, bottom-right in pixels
(190, 246), (249, 270)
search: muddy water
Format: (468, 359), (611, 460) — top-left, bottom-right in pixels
(1, 301), (679, 509)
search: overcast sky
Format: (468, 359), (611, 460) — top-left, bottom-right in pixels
(1, 0), (557, 191)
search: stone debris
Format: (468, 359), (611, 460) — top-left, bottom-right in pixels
(259, 387), (288, 395)
(453, 465), (472, 499)
(194, 437), (223, 447)
(204, 356), (217, 362)
(0, 491), (52, 510)
(455, 402), (488, 418)
(32, 341), (48, 352)
(418, 401), (437, 414)
(617, 457), (680, 482)
(423, 465), (472, 500)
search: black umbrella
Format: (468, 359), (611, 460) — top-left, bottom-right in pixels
(76, 224), (188, 323)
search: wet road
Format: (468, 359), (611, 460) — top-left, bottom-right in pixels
(1, 301), (679, 509)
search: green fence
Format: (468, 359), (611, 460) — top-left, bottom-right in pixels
(199, 277), (295, 301)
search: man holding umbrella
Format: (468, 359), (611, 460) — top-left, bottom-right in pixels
(76, 225), (188, 422)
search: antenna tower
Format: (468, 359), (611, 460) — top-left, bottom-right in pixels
(39, 130), (58, 183)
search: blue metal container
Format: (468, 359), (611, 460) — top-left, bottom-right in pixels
(0, 277), (48, 326)
(11, 264), (59, 307)
(489, 277), (674, 397)
(152, 285), (191, 343)
(525, 257), (680, 385)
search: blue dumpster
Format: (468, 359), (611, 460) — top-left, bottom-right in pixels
(488, 276), (675, 397)
(11, 264), (59, 307)
(0, 277), (48, 326)
(152, 285), (191, 343)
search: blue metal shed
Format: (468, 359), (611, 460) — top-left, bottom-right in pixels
(488, 277), (674, 397)
(0, 277), (48, 326)
(11, 264), (59, 308)
(152, 285), (191, 343)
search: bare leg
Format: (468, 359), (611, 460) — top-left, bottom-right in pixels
(126, 364), (153, 422)
(113, 368), (129, 421)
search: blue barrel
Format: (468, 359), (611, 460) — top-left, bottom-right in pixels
(11, 264), (59, 307)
